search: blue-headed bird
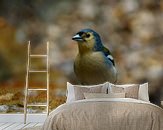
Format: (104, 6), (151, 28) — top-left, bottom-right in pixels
(72, 29), (117, 85)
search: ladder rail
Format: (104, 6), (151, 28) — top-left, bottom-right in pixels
(24, 41), (31, 124)
(47, 42), (49, 116)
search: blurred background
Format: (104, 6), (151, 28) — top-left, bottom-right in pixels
(0, 0), (163, 113)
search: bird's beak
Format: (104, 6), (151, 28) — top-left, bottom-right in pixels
(72, 34), (83, 41)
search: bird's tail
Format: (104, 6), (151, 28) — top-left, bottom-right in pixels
(114, 69), (118, 84)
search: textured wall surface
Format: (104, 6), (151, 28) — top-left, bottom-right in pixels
(0, 0), (162, 108)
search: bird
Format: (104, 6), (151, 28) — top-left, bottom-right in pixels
(72, 28), (117, 85)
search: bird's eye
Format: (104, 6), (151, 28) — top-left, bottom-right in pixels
(86, 34), (90, 38)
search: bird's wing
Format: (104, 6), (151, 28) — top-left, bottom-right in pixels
(102, 46), (115, 66)
(102, 46), (118, 83)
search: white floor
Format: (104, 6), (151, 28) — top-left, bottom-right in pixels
(0, 122), (43, 130)
(0, 114), (47, 130)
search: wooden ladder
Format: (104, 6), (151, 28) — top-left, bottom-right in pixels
(24, 41), (50, 124)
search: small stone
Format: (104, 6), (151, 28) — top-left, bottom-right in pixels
(0, 105), (9, 112)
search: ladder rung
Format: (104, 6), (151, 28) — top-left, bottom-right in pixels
(42, 112), (48, 114)
(27, 103), (47, 107)
(30, 55), (47, 57)
(29, 70), (47, 73)
(28, 88), (47, 91)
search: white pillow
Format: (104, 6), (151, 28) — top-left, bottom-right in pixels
(108, 82), (149, 102)
(66, 82), (75, 103)
(66, 82), (108, 103)
(84, 93), (126, 99)
(138, 83), (149, 102)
